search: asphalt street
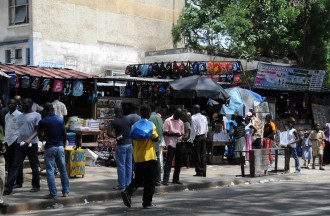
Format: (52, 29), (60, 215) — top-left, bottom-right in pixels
(16, 174), (330, 216)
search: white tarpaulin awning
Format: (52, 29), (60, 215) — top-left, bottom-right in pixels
(0, 70), (10, 78)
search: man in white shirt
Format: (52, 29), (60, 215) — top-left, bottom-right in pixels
(190, 105), (208, 177)
(52, 99), (68, 119)
(3, 99), (23, 188)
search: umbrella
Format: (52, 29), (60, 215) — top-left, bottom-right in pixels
(169, 76), (230, 102)
(220, 87), (265, 115)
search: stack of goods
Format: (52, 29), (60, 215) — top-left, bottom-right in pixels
(88, 119), (100, 131)
(67, 132), (76, 148)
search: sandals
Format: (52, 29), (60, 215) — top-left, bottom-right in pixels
(29, 187), (40, 192)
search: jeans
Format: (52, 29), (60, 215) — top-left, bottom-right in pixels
(44, 146), (69, 197)
(6, 143), (40, 191)
(115, 144), (133, 189)
(290, 147), (301, 171)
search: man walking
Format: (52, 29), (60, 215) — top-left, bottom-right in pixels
(162, 108), (184, 185)
(0, 121), (8, 207)
(190, 105), (208, 177)
(108, 105), (133, 190)
(121, 104), (159, 209)
(4, 98), (41, 195)
(149, 103), (164, 186)
(3, 99), (24, 188)
(38, 103), (69, 199)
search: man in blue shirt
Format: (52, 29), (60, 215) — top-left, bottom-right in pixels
(38, 103), (69, 199)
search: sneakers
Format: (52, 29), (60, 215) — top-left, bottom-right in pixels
(172, 181), (183, 185)
(320, 167), (325, 170)
(143, 203), (156, 209)
(29, 187), (40, 192)
(63, 193), (69, 197)
(294, 170), (301, 173)
(13, 184), (22, 189)
(121, 191), (131, 208)
(3, 189), (12, 196)
(43, 194), (57, 199)
(162, 181), (169, 186)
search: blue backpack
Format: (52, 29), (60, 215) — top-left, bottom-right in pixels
(140, 64), (149, 77)
(233, 61), (241, 73)
(147, 64), (153, 77)
(72, 80), (83, 96)
(193, 62), (199, 74)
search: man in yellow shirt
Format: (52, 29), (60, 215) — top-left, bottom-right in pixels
(121, 104), (159, 209)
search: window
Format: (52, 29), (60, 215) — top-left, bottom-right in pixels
(26, 48), (30, 65)
(15, 49), (22, 59)
(9, 0), (29, 26)
(5, 50), (11, 63)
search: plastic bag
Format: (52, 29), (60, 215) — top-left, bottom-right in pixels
(129, 119), (153, 140)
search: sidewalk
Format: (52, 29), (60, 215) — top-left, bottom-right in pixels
(2, 156), (328, 214)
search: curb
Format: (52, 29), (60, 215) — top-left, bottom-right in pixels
(4, 173), (298, 214)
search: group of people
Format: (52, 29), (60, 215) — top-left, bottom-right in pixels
(107, 103), (208, 209)
(0, 96), (70, 206)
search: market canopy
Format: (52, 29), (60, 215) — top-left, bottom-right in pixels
(0, 64), (97, 79)
(169, 76), (230, 102)
(220, 87), (265, 115)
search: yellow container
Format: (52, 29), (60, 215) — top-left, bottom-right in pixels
(65, 148), (86, 178)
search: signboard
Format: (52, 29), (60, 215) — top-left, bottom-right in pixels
(254, 63), (325, 92)
(311, 104), (330, 127)
(65, 149), (85, 177)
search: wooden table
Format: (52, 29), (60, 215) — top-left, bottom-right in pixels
(69, 130), (100, 148)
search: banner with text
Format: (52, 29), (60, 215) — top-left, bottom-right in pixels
(254, 63), (326, 92)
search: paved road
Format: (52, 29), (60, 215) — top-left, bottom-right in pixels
(16, 174), (330, 216)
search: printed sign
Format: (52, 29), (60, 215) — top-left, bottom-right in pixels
(65, 149), (85, 177)
(254, 63), (325, 92)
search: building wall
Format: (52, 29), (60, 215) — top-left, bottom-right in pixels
(31, 0), (185, 75)
(0, 0), (184, 75)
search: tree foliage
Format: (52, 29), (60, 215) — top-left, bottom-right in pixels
(172, 0), (330, 80)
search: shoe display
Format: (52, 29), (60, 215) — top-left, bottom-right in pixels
(143, 203), (156, 209)
(121, 191), (131, 208)
(29, 187), (40, 192)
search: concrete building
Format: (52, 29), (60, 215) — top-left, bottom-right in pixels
(0, 0), (185, 76)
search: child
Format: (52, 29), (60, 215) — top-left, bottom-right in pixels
(309, 123), (326, 170)
(302, 131), (312, 168)
(286, 117), (301, 173)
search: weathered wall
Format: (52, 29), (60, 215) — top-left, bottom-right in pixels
(31, 0), (184, 75)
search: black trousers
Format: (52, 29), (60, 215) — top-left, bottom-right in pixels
(125, 160), (157, 207)
(163, 145), (182, 183)
(4, 141), (23, 186)
(193, 135), (207, 176)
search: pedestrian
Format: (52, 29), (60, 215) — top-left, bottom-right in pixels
(190, 104), (208, 177)
(126, 103), (141, 124)
(263, 114), (276, 167)
(162, 107), (184, 185)
(38, 103), (70, 199)
(244, 112), (255, 161)
(121, 104), (159, 209)
(309, 123), (326, 170)
(149, 103), (164, 186)
(302, 131), (312, 168)
(4, 98), (41, 195)
(180, 110), (192, 167)
(226, 114), (237, 162)
(323, 123), (330, 165)
(286, 117), (301, 173)
(108, 105), (133, 190)
(0, 121), (8, 207)
(234, 115), (246, 164)
(3, 99), (24, 189)
(251, 111), (263, 149)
